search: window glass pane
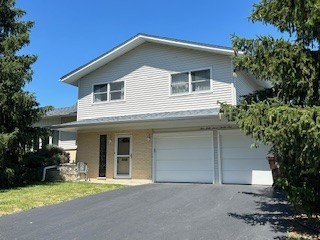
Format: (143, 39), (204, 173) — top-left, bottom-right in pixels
(191, 70), (210, 91)
(94, 93), (108, 102)
(94, 84), (107, 93)
(110, 82), (124, 91)
(192, 81), (210, 92)
(171, 84), (189, 94)
(110, 91), (124, 101)
(117, 137), (130, 155)
(171, 72), (189, 94)
(191, 70), (210, 82)
(171, 73), (188, 84)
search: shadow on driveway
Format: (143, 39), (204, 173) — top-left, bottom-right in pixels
(228, 187), (291, 240)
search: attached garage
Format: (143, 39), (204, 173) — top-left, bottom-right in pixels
(154, 131), (214, 183)
(219, 130), (273, 185)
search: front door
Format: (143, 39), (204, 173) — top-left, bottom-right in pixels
(114, 136), (131, 178)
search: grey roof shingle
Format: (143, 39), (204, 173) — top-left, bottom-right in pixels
(46, 106), (77, 117)
(53, 108), (219, 128)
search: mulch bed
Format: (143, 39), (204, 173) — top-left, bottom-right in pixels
(289, 214), (320, 239)
(294, 214), (320, 234)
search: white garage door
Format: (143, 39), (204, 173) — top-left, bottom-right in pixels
(154, 131), (214, 183)
(220, 130), (273, 185)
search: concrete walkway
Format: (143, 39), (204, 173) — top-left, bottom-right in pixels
(0, 184), (291, 240)
(89, 178), (152, 186)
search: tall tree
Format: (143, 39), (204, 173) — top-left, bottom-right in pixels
(221, 0), (320, 214)
(0, 0), (47, 188)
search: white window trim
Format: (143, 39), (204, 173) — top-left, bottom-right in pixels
(92, 81), (126, 104)
(169, 67), (213, 96)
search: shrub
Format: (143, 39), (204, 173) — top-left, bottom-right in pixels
(19, 145), (70, 184)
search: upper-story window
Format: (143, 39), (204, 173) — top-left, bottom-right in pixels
(93, 81), (124, 103)
(170, 69), (211, 95)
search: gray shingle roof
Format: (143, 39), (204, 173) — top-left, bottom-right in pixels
(53, 108), (219, 128)
(46, 106), (77, 117)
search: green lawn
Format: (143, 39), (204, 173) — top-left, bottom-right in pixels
(0, 182), (125, 216)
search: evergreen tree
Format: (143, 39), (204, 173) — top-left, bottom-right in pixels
(0, 0), (48, 188)
(221, 0), (320, 215)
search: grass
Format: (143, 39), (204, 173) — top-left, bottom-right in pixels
(0, 181), (125, 216)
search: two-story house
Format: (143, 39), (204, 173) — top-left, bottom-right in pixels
(54, 34), (273, 185)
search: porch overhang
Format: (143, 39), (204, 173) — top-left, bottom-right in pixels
(51, 108), (236, 132)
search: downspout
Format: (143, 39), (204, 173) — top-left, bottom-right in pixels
(41, 165), (57, 182)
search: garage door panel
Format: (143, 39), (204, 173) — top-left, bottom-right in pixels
(157, 160), (213, 171)
(223, 171), (252, 184)
(156, 170), (213, 183)
(220, 135), (258, 148)
(156, 148), (212, 161)
(222, 159), (269, 171)
(155, 137), (212, 150)
(154, 132), (213, 183)
(221, 148), (269, 159)
(220, 130), (273, 185)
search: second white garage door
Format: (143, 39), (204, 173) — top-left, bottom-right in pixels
(154, 131), (214, 183)
(219, 130), (273, 185)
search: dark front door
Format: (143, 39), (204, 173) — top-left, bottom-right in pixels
(99, 135), (107, 177)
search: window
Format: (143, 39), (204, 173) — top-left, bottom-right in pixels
(191, 70), (211, 92)
(109, 82), (124, 101)
(170, 69), (211, 95)
(93, 81), (124, 102)
(171, 72), (189, 94)
(93, 84), (108, 102)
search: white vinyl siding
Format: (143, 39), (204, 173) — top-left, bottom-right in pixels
(36, 117), (77, 150)
(235, 72), (259, 104)
(78, 42), (233, 120)
(59, 131), (77, 150)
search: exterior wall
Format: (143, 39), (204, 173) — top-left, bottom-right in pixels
(235, 72), (259, 104)
(77, 130), (152, 179)
(78, 42), (233, 120)
(59, 131), (77, 150)
(60, 116), (77, 150)
(77, 132), (100, 178)
(66, 149), (77, 163)
(36, 116), (77, 151)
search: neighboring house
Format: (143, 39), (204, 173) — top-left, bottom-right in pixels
(36, 106), (77, 162)
(53, 33), (272, 185)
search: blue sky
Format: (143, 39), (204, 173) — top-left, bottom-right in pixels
(18, 0), (280, 108)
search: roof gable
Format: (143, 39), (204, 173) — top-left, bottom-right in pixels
(60, 33), (233, 86)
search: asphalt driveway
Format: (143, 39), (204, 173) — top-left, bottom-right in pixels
(0, 184), (290, 240)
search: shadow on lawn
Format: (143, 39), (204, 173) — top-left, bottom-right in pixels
(228, 187), (292, 240)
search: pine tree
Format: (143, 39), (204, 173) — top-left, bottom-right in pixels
(221, 0), (320, 215)
(0, 0), (48, 188)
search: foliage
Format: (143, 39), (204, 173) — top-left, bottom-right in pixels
(221, 0), (320, 215)
(0, 0), (51, 188)
(21, 145), (70, 183)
